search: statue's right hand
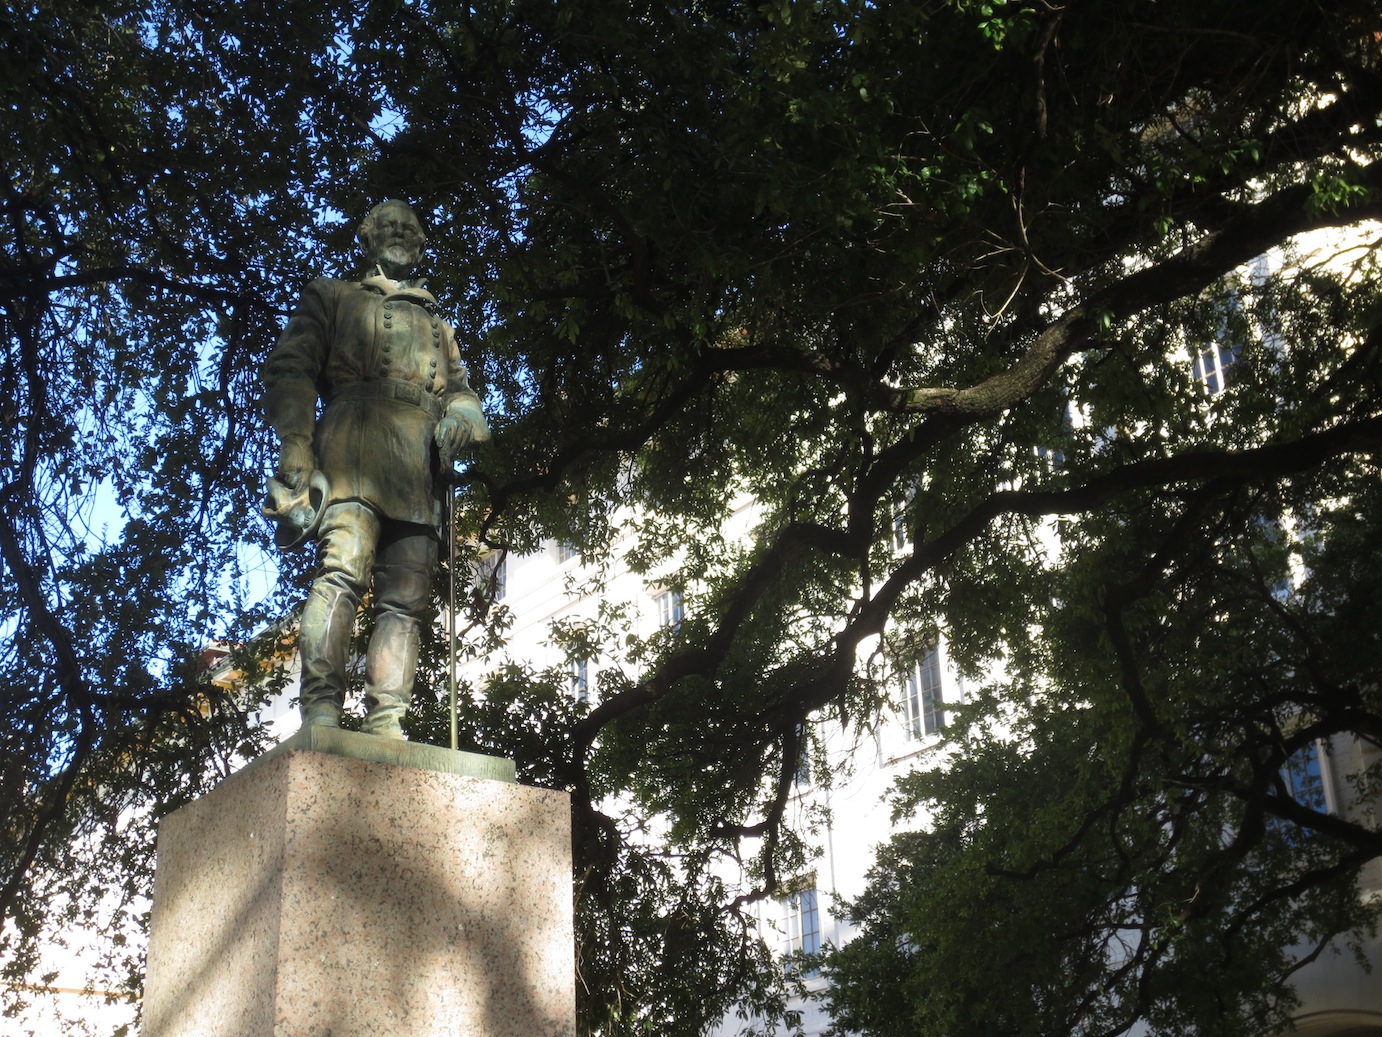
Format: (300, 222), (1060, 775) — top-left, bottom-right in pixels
(276, 437), (315, 492)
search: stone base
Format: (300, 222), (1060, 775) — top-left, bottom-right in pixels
(142, 739), (573, 1037)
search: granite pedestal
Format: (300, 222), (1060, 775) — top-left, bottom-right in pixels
(142, 729), (574, 1037)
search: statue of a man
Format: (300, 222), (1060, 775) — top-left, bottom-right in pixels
(261, 200), (489, 739)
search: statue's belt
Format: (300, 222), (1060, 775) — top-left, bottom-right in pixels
(330, 379), (445, 419)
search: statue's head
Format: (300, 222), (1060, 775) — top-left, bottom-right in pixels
(358, 199), (426, 278)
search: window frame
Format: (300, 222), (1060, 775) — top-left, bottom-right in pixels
(479, 552), (507, 601)
(570, 656), (590, 705)
(655, 588), (684, 632)
(902, 646), (945, 741)
(778, 886), (822, 978)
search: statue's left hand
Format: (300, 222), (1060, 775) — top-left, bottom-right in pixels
(276, 436), (315, 492)
(435, 416), (474, 463)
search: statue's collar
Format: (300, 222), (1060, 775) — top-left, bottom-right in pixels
(358, 266), (438, 307)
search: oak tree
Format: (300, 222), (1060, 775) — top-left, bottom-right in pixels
(3, 2), (1380, 1035)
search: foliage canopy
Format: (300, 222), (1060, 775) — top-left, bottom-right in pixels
(2, 2), (1380, 1035)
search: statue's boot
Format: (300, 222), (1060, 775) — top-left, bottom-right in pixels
(297, 582), (358, 729)
(361, 609), (418, 740)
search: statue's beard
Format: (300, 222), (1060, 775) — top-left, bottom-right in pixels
(376, 243), (419, 270)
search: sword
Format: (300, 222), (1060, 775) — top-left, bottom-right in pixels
(448, 483), (458, 752)
(440, 465), (466, 753)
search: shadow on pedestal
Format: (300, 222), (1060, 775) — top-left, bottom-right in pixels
(142, 734), (572, 1037)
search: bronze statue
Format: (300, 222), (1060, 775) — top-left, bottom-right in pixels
(262, 200), (489, 739)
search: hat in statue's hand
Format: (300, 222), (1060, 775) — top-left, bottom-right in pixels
(262, 470), (330, 551)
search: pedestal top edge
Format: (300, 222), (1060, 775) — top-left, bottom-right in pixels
(249, 727), (518, 782)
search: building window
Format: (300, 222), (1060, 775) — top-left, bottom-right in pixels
(570, 657), (590, 705)
(1193, 339), (1240, 395)
(480, 553), (507, 600)
(892, 503), (909, 551)
(656, 589), (684, 632)
(902, 647), (944, 740)
(1282, 740), (1328, 814)
(891, 475), (920, 550)
(792, 723), (811, 788)
(1034, 442), (1065, 469)
(1034, 403), (1073, 471)
(556, 539), (579, 564)
(779, 888), (821, 978)
(1271, 739), (1330, 843)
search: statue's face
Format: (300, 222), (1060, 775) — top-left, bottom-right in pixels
(363, 203), (425, 273)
